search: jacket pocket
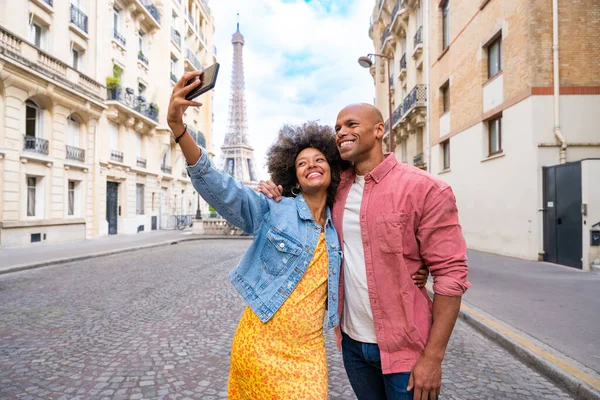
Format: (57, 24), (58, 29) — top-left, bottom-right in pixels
(376, 213), (409, 253)
(260, 228), (303, 276)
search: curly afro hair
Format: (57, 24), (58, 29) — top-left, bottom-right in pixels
(266, 122), (351, 208)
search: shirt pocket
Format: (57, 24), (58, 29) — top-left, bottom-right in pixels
(376, 213), (409, 254)
(260, 228), (303, 276)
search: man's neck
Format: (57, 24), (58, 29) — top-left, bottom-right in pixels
(354, 151), (385, 176)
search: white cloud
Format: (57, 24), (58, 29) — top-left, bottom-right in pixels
(208, 0), (375, 178)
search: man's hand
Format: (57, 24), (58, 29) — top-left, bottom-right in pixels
(256, 180), (283, 202)
(407, 353), (442, 400)
(412, 267), (429, 288)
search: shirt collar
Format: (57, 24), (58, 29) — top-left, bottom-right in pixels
(340, 152), (397, 184)
(295, 194), (333, 227)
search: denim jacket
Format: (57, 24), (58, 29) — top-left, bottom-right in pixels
(187, 147), (341, 329)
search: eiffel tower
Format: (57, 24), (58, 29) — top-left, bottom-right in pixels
(221, 17), (258, 185)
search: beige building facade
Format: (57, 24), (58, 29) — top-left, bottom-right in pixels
(369, 0), (428, 170)
(0, 0), (216, 246)
(368, 0), (600, 270)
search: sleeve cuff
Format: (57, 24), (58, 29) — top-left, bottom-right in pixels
(432, 276), (471, 297)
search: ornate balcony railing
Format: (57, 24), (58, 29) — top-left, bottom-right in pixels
(70, 4), (88, 33)
(110, 150), (124, 163)
(414, 26), (423, 48)
(66, 145), (85, 162)
(113, 29), (126, 46)
(161, 164), (172, 174)
(381, 25), (392, 47)
(413, 152), (424, 166)
(106, 87), (159, 122)
(137, 157), (147, 168)
(402, 84), (427, 116)
(171, 28), (181, 47)
(186, 49), (201, 70)
(138, 51), (149, 65)
(143, 2), (161, 24)
(24, 136), (49, 155)
(400, 53), (407, 70)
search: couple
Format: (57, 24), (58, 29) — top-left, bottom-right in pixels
(168, 70), (470, 400)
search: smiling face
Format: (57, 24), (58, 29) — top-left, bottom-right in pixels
(295, 147), (332, 195)
(334, 103), (385, 163)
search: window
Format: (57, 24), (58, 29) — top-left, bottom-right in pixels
(441, 82), (450, 113)
(109, 121), (119, 151)
(26, 100), (42, 138)
(29, 22), (46, 49)
(71, 48), (82, 71)
(488, 36), (502, 78)
(136, 184), (145, 215)
(138, 30), (147, 54)
(27, 176), (37, 217)
(67, 115), (79, 147)
(138, 82), (147, 98)
(135, 132), (143, 158)
(113, 7), (121, 31)
(417, 1), (422, 27)
(71, 0), (85, 10)
(401, 139), (408, 163)
(170, 56), (177, 74)
(488, 116), (502, 155)
(162, 145), (170, 166)
(442, 140), (450, 170)
(442, 0), (450, 50)
(402, 86), (407, 102)
(68, 181), (75, 216)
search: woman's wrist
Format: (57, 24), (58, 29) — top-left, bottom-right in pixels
(168, 120), (185, 134)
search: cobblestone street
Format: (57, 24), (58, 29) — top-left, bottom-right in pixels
(0, 240), (571, 399)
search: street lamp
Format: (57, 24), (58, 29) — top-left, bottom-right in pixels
(358, 53), (395, 153)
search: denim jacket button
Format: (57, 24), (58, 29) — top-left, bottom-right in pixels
(279, 242), (285, 248)
(332, 269), (337, 275)
(333, 295), (337, 300)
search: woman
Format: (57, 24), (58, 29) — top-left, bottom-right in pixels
(168, 71), (426, 399)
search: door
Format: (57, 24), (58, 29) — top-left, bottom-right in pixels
(543, 162), (582, 269)
(106, 182), (118, 235)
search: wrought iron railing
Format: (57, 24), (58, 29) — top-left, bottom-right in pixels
(66, 145), (85, 162)
(186, 49), (201, 70)
(70, 4), (88, 33)
(414, 152), (424, 166)
(137, 157), (147, 168)
(106, 87), (158, 122)
(392, 1), (400, 19)
(161, 164), (172, 174)
(24, 136), (49, 155)
(143, 2), (161, 23)
(402, 84), (427, 116)
(171, 28), (181, 47)
(381, 25), (392, 47)
(400, 53), (407, 70)
(110, 150), (123, 163)
(113, 29), (126, 46)
(414, 26), (423, 48)
(138, 51), (149, 65)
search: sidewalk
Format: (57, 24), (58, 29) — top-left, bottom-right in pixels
(0, 229), (251, 275)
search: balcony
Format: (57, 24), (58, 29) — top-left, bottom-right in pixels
(385, 104), (405, 134)
(413, 152), (425, 168)
(138, 51), (149, 66)
(136, 157), (147, 168)
(69, 4), (88, 35)
(399, 53), (407, 80)
(413, 26), (423, 64)
(113, 29), (126, 47)
(161, 164), (172, 174)
(142, 2), (160, 24)
(414, 26), (423, 48)
(171, 28), (181, 48)
(390, 0), (408, 33)
(185, 49), (201, 71)
(110, 150), (124, 163)
(380, 24), (392, 49)
(107, 87), (158, 123)
(32, 0), (53, 12)
(24, 136), (49, 155)
(66, 145), (85, 162)
(402, 84), (427, 117)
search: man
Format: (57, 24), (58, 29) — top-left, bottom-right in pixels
(259, 103), (470, 399)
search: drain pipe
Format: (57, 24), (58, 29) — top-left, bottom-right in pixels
(552, 0), (567, 163)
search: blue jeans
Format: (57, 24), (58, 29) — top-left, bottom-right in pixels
(341, 331), (415, 400)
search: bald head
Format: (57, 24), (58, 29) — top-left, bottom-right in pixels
(338, 103), (384, 125)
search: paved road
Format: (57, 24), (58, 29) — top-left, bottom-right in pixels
(464, 249), (600, 373)
(0, 240), (570, 399)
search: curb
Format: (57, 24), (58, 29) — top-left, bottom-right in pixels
(458, 299), (600, 400)
(0, 235), (253, 276)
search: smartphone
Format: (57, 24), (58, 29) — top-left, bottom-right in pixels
(185, 63), (220, 101)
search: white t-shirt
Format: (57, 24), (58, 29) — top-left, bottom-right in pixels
(341, 175), (377, 343)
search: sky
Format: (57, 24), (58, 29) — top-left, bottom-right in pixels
(208, 0), (376, 179)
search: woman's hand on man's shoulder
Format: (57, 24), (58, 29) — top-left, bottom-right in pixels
(256, 180), (283, 202)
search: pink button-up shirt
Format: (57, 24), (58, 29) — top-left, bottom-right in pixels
(332, 153), (470, 374)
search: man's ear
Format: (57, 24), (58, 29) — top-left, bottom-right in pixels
(374, 122), (385, 140)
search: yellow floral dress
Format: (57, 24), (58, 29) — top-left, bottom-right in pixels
(228, 232), (329, 399)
